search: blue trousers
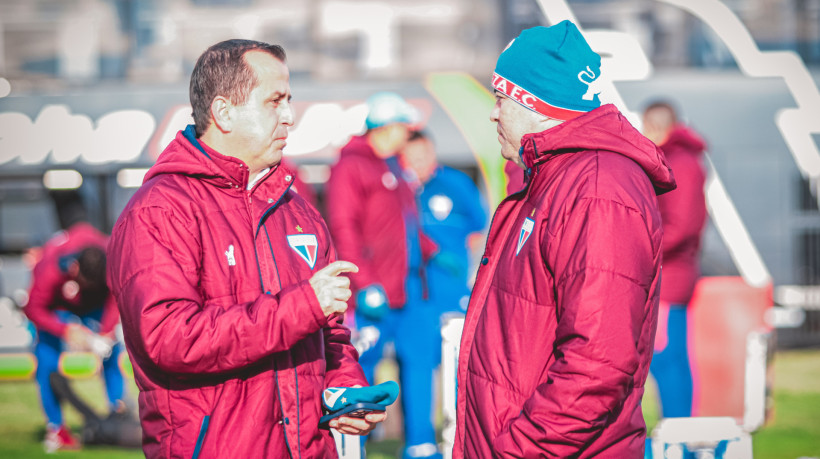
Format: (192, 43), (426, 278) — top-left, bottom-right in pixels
(34, 309), (125, 427)
(356, 274), (440, 452)
(650, 304), (693, 418)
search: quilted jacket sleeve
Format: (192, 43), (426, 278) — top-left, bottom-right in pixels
(108, 206), (328, 376)
(325, 158), (378, 292)
(492, 197), (657, 456)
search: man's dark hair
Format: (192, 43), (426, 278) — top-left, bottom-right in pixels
(189, 39), (287, 137)
(77, 246), (107, 290)
(407, 130), (434, 144)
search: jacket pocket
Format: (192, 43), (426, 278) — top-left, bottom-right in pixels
(191, 415), (210, 459)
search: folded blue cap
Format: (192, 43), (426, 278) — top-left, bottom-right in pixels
(322, 381), (400, 412)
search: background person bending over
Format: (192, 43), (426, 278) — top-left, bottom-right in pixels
(25, 192), (126, 453)
(643, 100), (708, 418)
(107, 39), (380, 459)
(454, 21), (676, 458)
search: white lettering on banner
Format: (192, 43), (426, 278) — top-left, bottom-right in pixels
(2, 99), (427, 167)
(0, 105), (155, 166)
(285, 103), (370, 156)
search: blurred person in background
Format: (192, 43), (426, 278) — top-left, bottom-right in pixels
(400, 130), (487, 316)
(107, 39), (380, 458)
(454, 21), (676, 458)
(25, 191), (126, 453)
(325, 92), (441, 459)
(642, 101), (708, 418)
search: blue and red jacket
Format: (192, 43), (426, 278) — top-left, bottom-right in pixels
(107, 126), (367, 459)
(455, 105), (676, 458)
(25, 222), (119, 338)
(325, 135), (437, 308)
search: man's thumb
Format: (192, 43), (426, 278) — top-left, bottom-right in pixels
(319, 260), (359, 276)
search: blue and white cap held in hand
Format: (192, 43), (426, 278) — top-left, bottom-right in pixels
(322, 381), (400, 411)
(493, 20), (602, 121)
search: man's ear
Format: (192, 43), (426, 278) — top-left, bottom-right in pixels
(211, 96), (233, 133)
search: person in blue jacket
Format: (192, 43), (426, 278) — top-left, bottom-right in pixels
(402, 130), (488, 317)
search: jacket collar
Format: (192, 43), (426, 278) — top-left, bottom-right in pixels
(518, 104), (676, 195)
(181, 124), (256, 189)
(145, 125), (294, 196)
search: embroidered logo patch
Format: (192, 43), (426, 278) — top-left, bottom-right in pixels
(225, 244), (236, 266)
(287, 234), (318, 269)
(515, 217), (535, 255)
(323, 387), (347, 409)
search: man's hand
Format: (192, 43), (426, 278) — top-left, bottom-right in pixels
(64, 324), (93, 352)
(309, 261), (359, 318)
(328, 410), (387, 435)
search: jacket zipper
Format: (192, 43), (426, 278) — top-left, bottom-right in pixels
(255, 181), (297, 458)
(191, 415), (210, 459)
(251, 181), (293, 293)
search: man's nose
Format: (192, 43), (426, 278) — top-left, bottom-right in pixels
(280, 102), (295, 126)
(489, 100), (501, 122)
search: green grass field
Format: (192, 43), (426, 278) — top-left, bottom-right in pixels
(1, 350), (818, 458)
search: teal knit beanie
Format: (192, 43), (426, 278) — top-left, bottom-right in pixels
(493, 20), (602, 120)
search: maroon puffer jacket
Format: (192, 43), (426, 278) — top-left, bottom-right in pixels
(325, 135), (437, 308)
(455, 105), (676, 458)
(107, 129), (366, 459)
(657, 125), (707, 306)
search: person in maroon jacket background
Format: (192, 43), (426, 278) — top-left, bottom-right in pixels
(454, 21), (676, 458)
(25, 191), (126, 452)
(107, 40), (381, 458)
(643, 101), (708, 418)
(325, 92), (441, 459)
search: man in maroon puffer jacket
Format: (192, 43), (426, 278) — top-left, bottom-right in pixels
(454, 21), (676, 458)
(643, 101), (708, 419)
(108, 39), (382, 459)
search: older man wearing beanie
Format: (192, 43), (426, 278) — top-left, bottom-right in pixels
(454, 20), (676, 458)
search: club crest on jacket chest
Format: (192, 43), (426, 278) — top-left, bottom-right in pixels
(287, 233), (318, 269)
(515, 217), (535, 256)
